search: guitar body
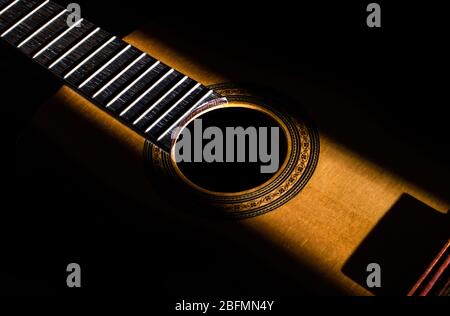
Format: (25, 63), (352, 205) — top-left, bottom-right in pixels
(32, 25), (449, 295)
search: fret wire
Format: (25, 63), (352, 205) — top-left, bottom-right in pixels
(63, 35), (116, 79)
(92, 51), (146, 98)
(145, 82), (201, 133)
(78, 44), (131, 88)
(0, 0), (222, 151)
(1, 0), (50, 37)
(0, 0), (20, 16)
(105, 60), (160, 107)
(48, 26), (100, 69)
(131, 75), (188, 123)
(157, 90), (214, 141)
(17, 8), (67, 48)
(121, 68), (175, 118)
(32, 17), (83, 58)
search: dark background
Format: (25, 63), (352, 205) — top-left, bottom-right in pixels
(0, 0), (448, 301)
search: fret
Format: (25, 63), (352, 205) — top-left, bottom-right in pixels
(0, 0), (16, 10)
(63, 36), (122, 85)
(130, 75), (195, 128)
(145, 82), (201, 133)
(82, 47), (142, 97)
(1, 0), (50, 38)
(0, 0), (20, 15)
(33, 19), (93, 65)
(155, 86), (212, 141)
(17, 8), (65, 47)
(0, 0), (224, 152)
(152, 85), (211, 138)
(0, 0), (39, 33)
(3, 1), (63, 47)
(21, 10), (71, 56)
(48, 27), (106, 74)
(120, 68), (179, 121)
(92, 52), (150, 102)
(156, 89), (214, 142)
(112, 65), (177, 118)
(104, 58), (163, 111)
(78, 44), (131, 89)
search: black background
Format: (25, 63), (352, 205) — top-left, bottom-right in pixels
(0, 0), (448, 302)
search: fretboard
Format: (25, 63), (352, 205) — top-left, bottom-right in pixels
(0, 0), (225, 151)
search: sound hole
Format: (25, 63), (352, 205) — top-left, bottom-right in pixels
(174, 107), (288, 193)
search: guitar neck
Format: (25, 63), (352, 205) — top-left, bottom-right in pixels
(0, 0), (224, 151)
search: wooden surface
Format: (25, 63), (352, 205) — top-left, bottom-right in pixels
(33, 27), (450, 295)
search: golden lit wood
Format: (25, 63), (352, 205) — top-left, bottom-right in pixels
(33, 26), (449, 295)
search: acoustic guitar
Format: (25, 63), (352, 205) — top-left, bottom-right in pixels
(1, 0), (448, 296)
